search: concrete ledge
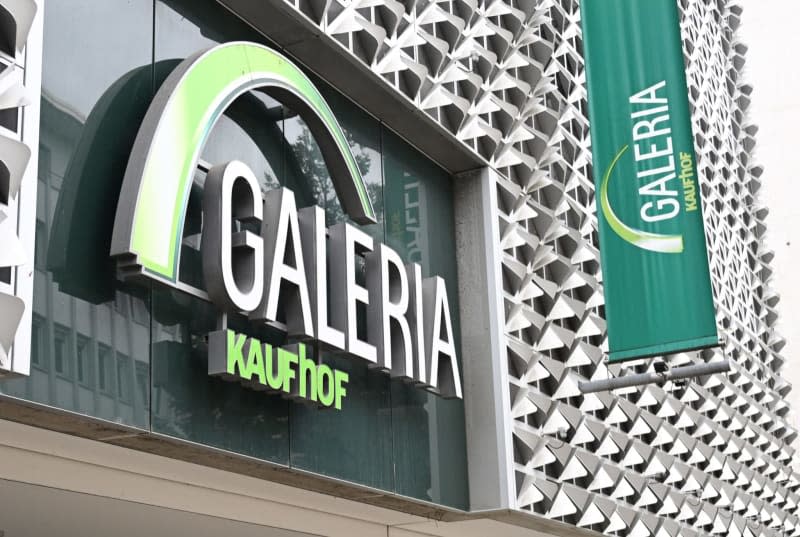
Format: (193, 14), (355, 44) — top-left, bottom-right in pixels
(0, 395), (601, 537)
(0, 394), (454, 521)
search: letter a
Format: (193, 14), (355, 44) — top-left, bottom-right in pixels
(251, 188), (314, 339)
(422, 277), (463, 399)
(630, 80), (667, 105)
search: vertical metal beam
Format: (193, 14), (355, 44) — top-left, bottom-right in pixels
(453, 167), (515, 511)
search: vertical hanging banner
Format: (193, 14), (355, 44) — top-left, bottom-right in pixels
(581, 0), (719, 362)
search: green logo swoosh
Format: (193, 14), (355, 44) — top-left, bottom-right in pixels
(599, 145), (684, 254)
(111, 42), (376, 283)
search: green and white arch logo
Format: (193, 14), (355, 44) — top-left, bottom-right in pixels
(599, 144), (684, 254)
(110, 42), (462, 404)
(111, 41), (375, 283)
(597, 81), (703, 256)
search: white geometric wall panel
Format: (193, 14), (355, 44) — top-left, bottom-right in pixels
(250, 1), (799, 536)
(0, 0), (41, 378)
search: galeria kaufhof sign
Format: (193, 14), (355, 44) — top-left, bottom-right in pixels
(109, 42), (463, 409)
(581, 0), (719, 363)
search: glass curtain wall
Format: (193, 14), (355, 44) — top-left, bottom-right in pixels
(0, 0), (468, 510)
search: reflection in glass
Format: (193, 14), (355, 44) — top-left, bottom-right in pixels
(0, 0), (470, 511)
(98, 345), (113, 395)
(382, 126), (468, 509)
(76, 335), (91, 386)
(53, 325), (70, 377)
(284, 114), (384, 228)
(47, 60), (178, 304)
(290, 349), (395, 491)
(202, 92), (284, 192)
(151, 288), (290, 463)
(153, 0), (468, 507)
(0, 0), (153, 428)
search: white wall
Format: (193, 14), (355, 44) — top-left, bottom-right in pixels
(739, 0), (800, 455)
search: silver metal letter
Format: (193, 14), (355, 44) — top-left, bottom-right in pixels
(406, 262), (427, 385)
(298, 206), (345, 351)
(253, 188), (314, 339)
(202, 160), (264, 314)
(423, 276), (462, 399)
(367, 243), (412, 378)
(329, 222), (376, 363)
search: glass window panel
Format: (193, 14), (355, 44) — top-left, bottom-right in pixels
(30, 315), (44, 368)
(0, 0), (153, 429)
(53, 325), (70, 377)
(382, 127), (469, 509)
(135, 361), (149, 411)
(315, 81), (384, 241)
(98, 345), (114, 396)
(0, 0), (471, 510)
(76, 335), (91, 387)
(34, 220), (47, 270)
(151, 0), (292, 465)
(284, 114), (339, 221)
(152, 1), (467, 504)
(150, 288), (290, 463)
(289, 350), (393, 491)
(284, 75), (393, 490)
(117, 354), (133, 403)
(201, 92), (284, 191)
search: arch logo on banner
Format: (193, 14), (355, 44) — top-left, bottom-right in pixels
(581, 0), (719, 363)
(111, 42), (462, 407)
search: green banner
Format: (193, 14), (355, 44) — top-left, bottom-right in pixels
(581, 0), (718, 362)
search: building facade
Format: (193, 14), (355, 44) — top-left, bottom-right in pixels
(0, 1), (796, 537)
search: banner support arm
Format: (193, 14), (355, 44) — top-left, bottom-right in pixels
(579, 360), (731, 394)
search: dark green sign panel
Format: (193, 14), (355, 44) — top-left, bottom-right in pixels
(581, 0), (718, 362)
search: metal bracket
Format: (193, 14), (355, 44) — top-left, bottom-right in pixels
(579, 360), (731, 394)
